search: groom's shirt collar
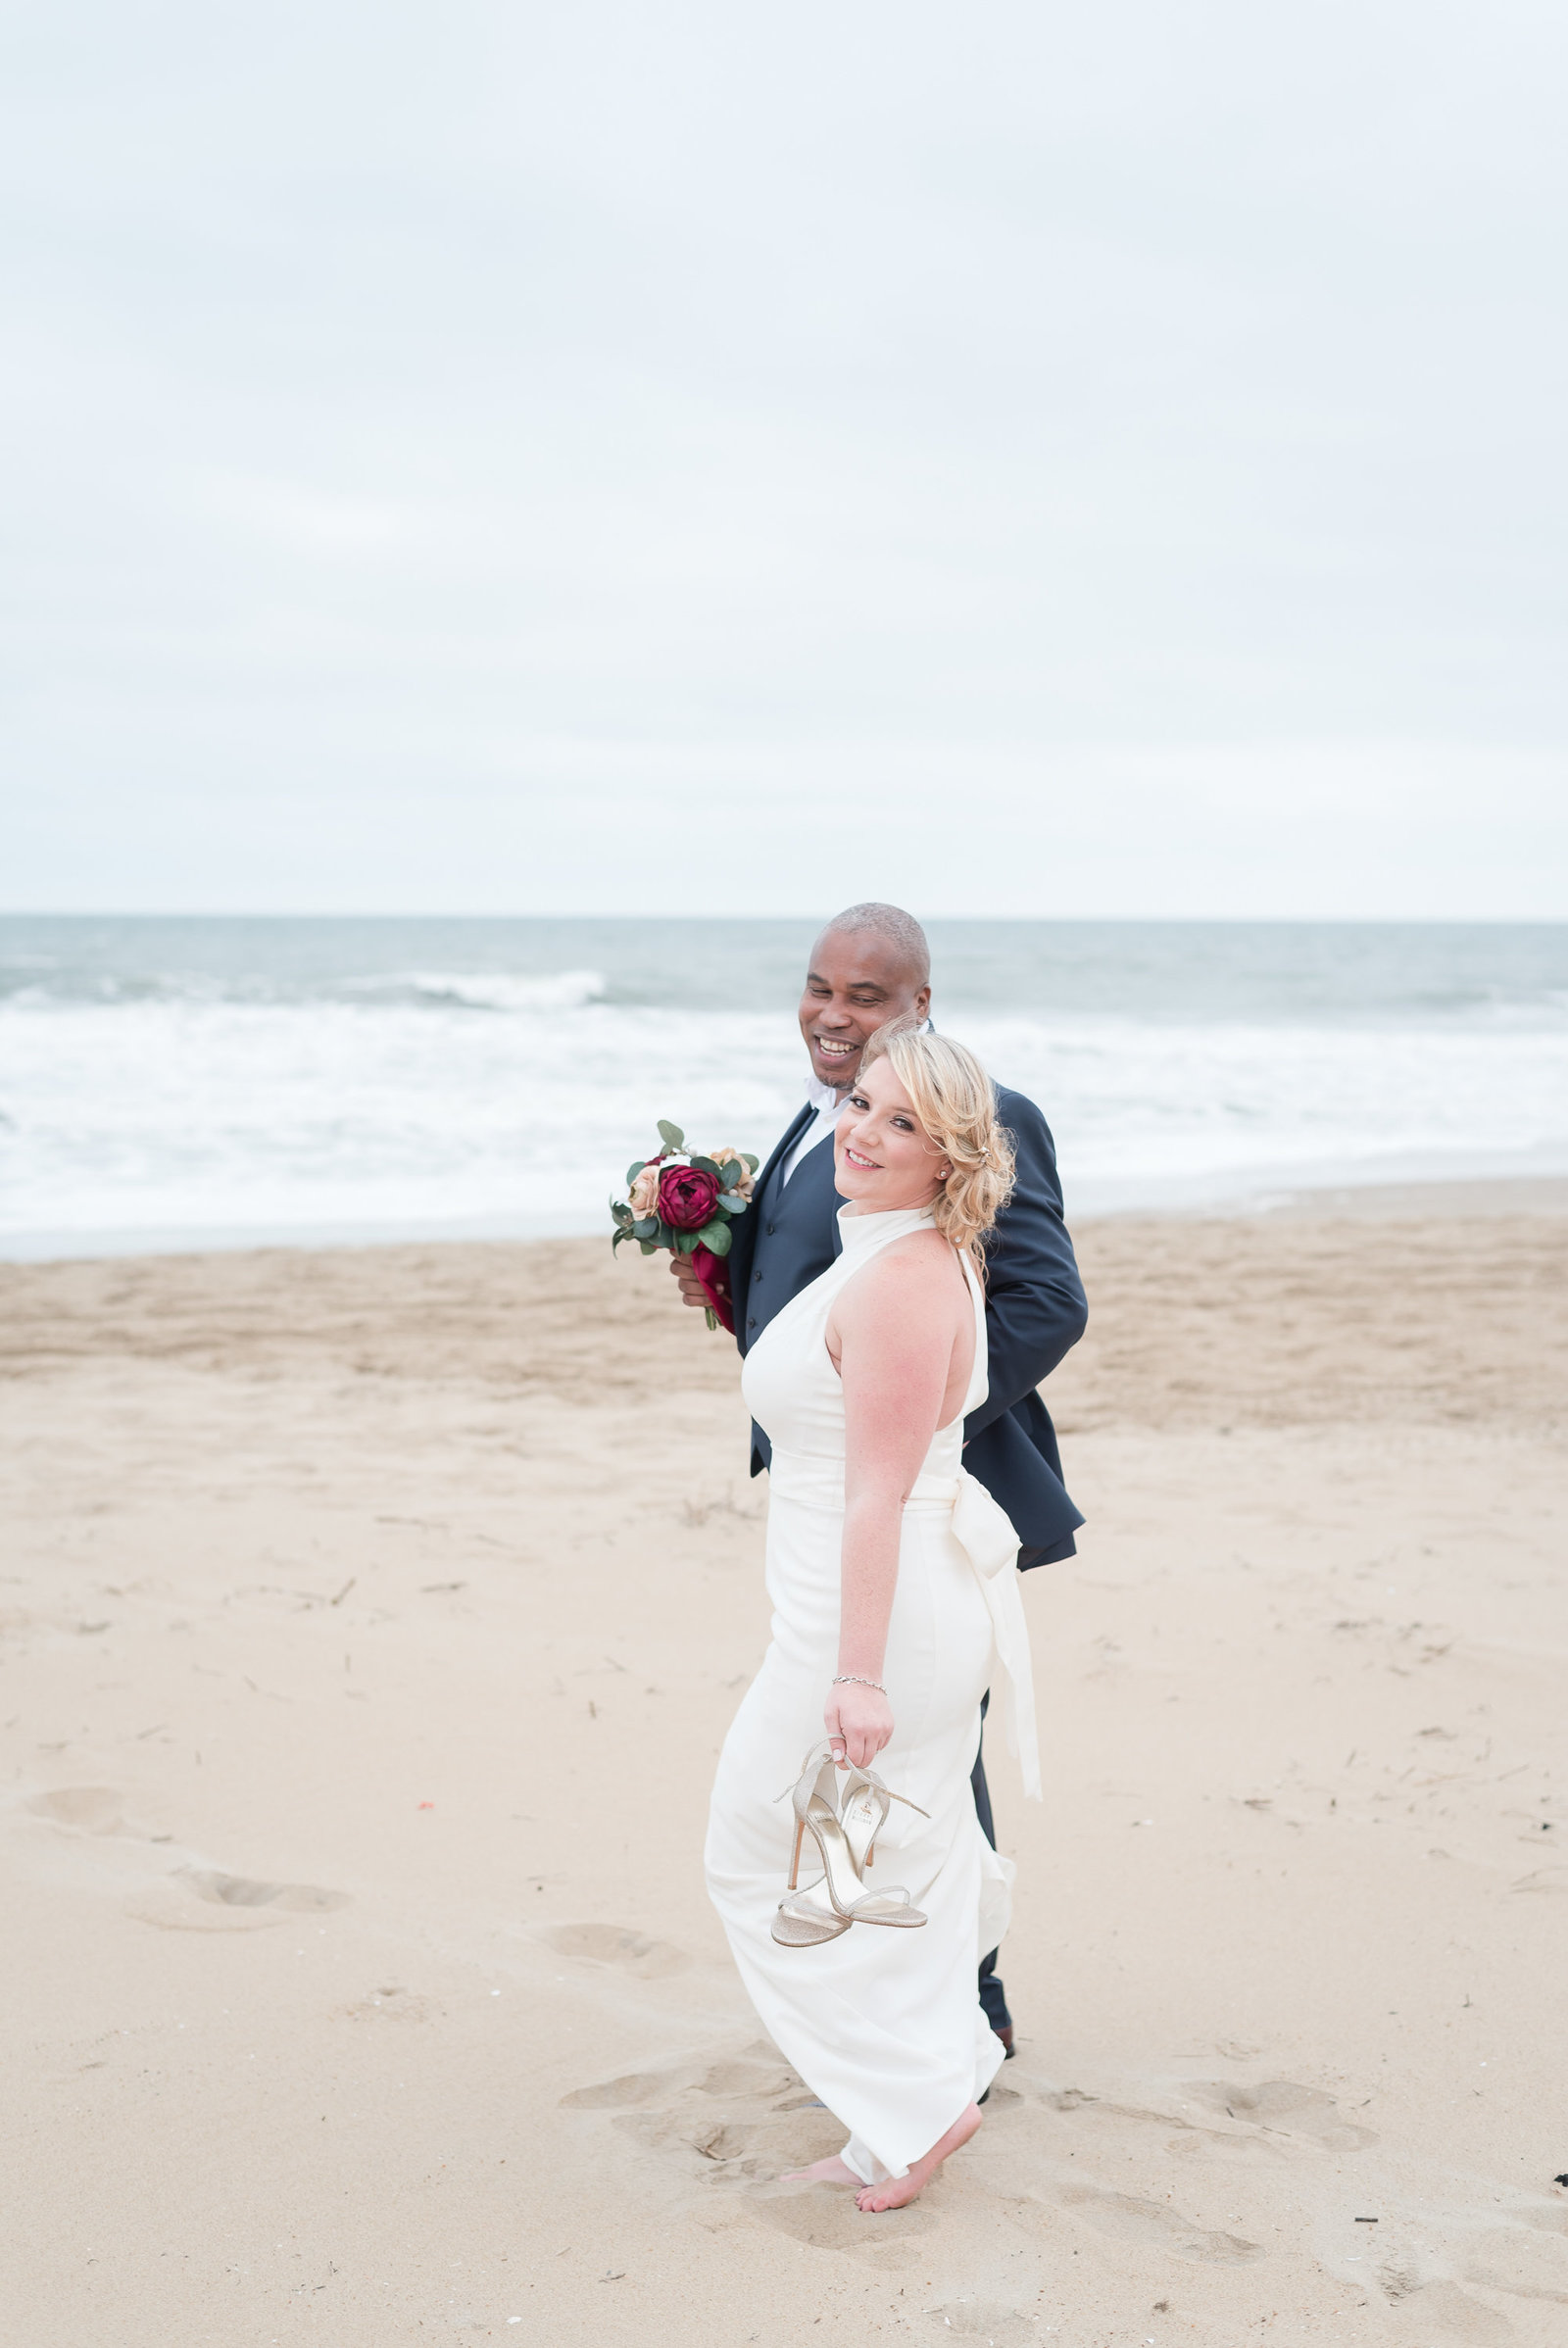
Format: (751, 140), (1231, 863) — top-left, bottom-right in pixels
(779, 1019), (934, 1188)
(778, 1074), (844, 1186)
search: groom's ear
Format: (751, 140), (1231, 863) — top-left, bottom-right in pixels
(913, 982), (932, 1023)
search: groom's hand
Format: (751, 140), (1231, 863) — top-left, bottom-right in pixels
(668, 1252), (711, 1309)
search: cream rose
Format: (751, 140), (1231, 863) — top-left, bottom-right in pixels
(711, 1147), (755, 1200)
(627, 1162), (663, 1219)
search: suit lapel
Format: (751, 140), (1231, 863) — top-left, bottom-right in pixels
(754, 1100), (814, 1205)
(773, 1111), (846, 1253)
(728, 1100), (814, 1345)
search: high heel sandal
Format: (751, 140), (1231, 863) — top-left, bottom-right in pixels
(772, 1748), (854, 1945)
(769, 1745), (927, 1945)
(837, 1759), (929, 1881)
(771, 1878), (852, 1946)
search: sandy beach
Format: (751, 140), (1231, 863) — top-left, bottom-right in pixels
(4, 1189), (1567, 2346)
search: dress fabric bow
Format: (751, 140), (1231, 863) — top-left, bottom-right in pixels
(913, 1464), (1042, 1801)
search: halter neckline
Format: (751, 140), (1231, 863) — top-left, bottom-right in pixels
(835, 1202), (938, 1252)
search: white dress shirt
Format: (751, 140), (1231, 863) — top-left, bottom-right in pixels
(779, 1071), (846, 1187)
(779, 1018), (934, 1188)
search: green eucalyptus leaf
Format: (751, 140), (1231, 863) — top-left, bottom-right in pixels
(742, 1153), (760, 1172)
(632, 1216), (659, 1239)
(625, 1159), (647, 1189)
(675, 1228), (700, 1253)
(688, 1154), (718, 1178)
(612, 1226), (630, 1252)
(657, 1119), (684, 1150)
(696, 1219), (731, 1256)
(714, 1191), (747, 1215)
(716, 1159), (741, 1190)
(611, 1198), (633, 1222)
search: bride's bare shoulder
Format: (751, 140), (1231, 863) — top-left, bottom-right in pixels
(836, 1230), (965, 1319)
(881, 1226), (960, 1271)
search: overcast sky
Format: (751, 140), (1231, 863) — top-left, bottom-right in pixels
(4, 1), (1566, 917)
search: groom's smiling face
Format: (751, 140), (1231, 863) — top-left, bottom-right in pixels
(798, 927), (932, 1094)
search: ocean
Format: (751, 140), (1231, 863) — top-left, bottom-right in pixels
(2, 916), (1565, 1258)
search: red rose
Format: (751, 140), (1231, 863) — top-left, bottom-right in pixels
(658, 1163), (720, 1231)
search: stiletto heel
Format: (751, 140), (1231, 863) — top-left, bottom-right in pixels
(772, 1748), (854, 1945)
(764, 1756), (850, 1953)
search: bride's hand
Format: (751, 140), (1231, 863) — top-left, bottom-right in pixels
(825, 1681), (893, 1771)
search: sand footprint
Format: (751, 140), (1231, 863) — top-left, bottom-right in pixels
(752, 2188), (933, 2255)
(559, 2064), (694, 2112)
(697, 2056), (798, 2099)
(1185, 2078), (1377, 2150)
(1054, 2181), (1264, 2264)
(125, 1869), (351, 1932)
(566, 2066), (766, 2170)
(999, 2073), (1287, 2166)
(560, 2052), (796, 2116)
(186, 1870), (348, 1911)
(27, 1786), (129, 1835)
(541, 1921), (691, 1979)
(562, 2047), (857, 2191)
(27, 1788), (351, 1932)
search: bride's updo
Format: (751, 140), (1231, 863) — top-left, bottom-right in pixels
(859, 1024), (1016, 1265)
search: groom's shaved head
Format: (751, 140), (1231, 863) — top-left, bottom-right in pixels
(819, 903), (931, 987)
(799, 903), (932, 1093)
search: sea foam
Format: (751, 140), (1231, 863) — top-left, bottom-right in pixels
(2, 917), (1564, 1254)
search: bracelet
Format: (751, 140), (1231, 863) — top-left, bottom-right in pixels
(832, 1674), (886, 1694)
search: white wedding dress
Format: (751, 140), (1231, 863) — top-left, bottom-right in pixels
(705, 1202), (1042, 2186)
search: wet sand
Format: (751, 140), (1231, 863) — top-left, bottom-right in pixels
(3, 1193), (1566, 2344)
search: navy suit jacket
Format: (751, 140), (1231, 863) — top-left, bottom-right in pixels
(727, 1084), (1088, 1567)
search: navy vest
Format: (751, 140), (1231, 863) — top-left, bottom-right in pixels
(733, 1110), (843, 1357)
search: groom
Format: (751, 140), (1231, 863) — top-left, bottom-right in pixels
(671, 901), (1088, 2053)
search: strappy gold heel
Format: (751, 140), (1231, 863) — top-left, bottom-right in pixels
(838, 1760), (930, 1881)
(772, 1749), (854, 1946)
(770, 1745), (927, 1942)
(771, 1880), (852, 1946)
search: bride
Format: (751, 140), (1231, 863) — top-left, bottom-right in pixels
(705, 1023), (1041, 2213)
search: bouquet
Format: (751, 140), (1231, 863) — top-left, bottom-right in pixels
(611, 1120), (760, 1332)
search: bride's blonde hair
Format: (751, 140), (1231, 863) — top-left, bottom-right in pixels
(859, 1023), (1015, 1266)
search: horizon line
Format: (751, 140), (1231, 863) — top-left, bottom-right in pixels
(4, 908), (1568, 928)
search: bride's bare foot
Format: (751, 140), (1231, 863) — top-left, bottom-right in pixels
(780, 2154), (862, 2185)
(854, 2102), (983, 2213)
